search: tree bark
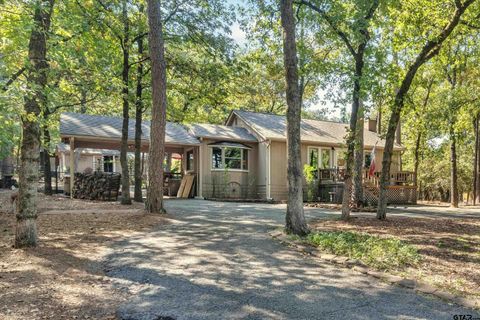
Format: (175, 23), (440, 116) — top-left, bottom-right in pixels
(43, 125), (52, 195)
(120, 0), (132, 205)
(133, 24), (145, 203)
(376, 0), (474, 219)
(146, 0), (167, 213)
(413, 131), (421, 187)
(16, 0), (54, 248)
(341, 55), (363, 220)
(474, 115), (480, 204)
(352, 102), (364, 208)
(280, 0), (309, 236)
(377, 105), (382, 134)
(450, 123), (459, 207)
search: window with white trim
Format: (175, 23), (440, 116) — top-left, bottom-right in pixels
(211, 146), (249, 171)
(308, 147), (333, 169)
(103, 155), (114, 172)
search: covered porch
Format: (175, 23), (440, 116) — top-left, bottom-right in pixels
(59, 113), (201, 199)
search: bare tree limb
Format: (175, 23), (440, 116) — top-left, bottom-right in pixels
(2, 67), (26, 91)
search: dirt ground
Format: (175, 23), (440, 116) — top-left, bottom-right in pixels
(310, 215), (480, 301)
(0, 190), (168, 320)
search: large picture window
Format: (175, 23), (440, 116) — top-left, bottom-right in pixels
(211, 145), (249, 171)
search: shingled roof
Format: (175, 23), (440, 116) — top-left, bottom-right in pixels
(230, 110), (403, 150)
(60, 113), (200, 145)
(188, 123), (257, 142)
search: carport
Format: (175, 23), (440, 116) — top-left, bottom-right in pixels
(59, 112), (201, 197)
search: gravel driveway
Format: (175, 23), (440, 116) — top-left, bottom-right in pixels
(104, 200), (479, 320)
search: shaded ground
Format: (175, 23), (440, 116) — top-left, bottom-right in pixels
(105, 200), (479, 320)
(0, 191), (167, 320)
(1, 191), (479, 319)
(310, 216), (480, 301)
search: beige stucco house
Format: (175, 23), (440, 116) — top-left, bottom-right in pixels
(59, 110), (405, 201)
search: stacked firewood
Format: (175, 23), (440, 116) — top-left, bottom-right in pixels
(72, 172), (121, 201)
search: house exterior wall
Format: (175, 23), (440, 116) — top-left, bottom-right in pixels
(230, 115), (268, 198)
(257, 142), (268, 199)
(60, 153), (121, 175)
(199, 138), (259, 199)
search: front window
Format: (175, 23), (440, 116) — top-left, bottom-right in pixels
(309, 148), (319, 169)
(225, 147), (242, 169)
(308, 147), (332, 169)
(211, 146), (249, 171)
(212, 147), (222, 169)
(103, 156), (114, 172)
(320, 149), (331, 169)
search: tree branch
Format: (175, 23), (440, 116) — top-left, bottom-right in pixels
(128, 56), (150, 68)
(2, 67), (26, 91)
(295, 0), (357, 57)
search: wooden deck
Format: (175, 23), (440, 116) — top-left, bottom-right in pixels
(315, 169), (417, 205)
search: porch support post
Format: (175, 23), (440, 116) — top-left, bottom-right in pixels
(69, 137), (75, 199)
(266, 141), (271, 199)
(198, 145), (203, 198)
(166, 152), (171, 173)
(61, 152), (66, 172)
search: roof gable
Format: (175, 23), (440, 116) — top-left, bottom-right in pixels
(231, 109), (403, 150)
(188, 123), (257, 142)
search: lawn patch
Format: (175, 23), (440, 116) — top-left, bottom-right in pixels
(297, 231), (420, 270)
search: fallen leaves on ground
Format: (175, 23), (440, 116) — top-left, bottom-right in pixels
(0, 190), (168, 320)
(310, 215), (480, 300)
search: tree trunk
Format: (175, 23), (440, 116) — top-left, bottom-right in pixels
(133, 26), (145, 203)
(475, 115), (480, 204)
(341, 55), (363, 220)
(352, 102), (364, 208)
(377, 103), (401, 219)
(413, 131), (421, 187)
(120, 0), (132, 205)
(43, 125), (52, 195)
(376, 0), (475, 219)
(377, 105), (382, 134)
(450, 124), (459, 207)
(280, 0), (309, 236)
(146, 0), (167, 213)
(16, 0), (54, 248)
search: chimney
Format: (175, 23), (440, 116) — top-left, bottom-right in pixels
(364, 117), (377, 133)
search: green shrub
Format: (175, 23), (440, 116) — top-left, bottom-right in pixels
(301, 231), (420, 270)
(303, 164), (317, 201)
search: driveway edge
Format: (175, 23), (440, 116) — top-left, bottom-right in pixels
(269, 230), (479, 311)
